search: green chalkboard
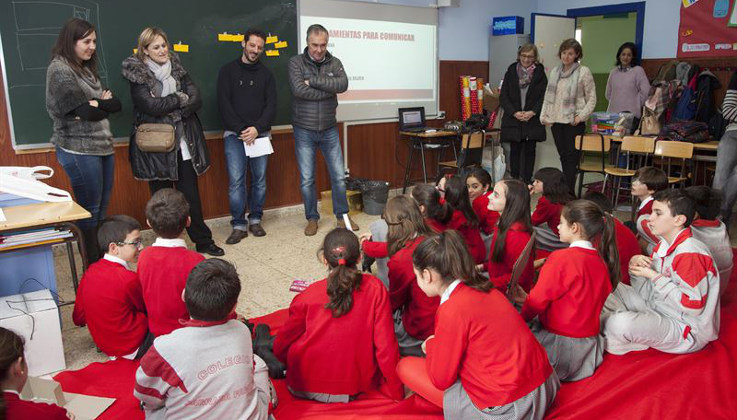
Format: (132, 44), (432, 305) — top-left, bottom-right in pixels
(0, 0), (297, 149)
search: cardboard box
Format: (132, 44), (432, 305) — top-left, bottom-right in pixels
(0, 289), (65, 376)
(320, 189), (363, 216)
(21, 377), (115, 420)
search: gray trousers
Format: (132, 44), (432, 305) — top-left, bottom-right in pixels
(713, 129), (737, 223)
(368, 219), (389, 289)
(443, 372), (559, 420)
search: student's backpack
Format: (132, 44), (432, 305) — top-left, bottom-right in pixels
(658, 120), (710, 143)
(672, 74), (698, 121)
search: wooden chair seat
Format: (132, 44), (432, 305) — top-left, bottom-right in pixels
(668, 176), (689, 184)
(604, 167), (636, 177)
(438, 160), (457, 168)
(580, 162), (614, 173)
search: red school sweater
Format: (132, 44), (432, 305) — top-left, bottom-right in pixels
(614, 218), (641, 285)
(363, 236), (438, 340)
(531, 196), (563, 235)
(273, 274), (403, 400)
(425, 283), (552, 410)
(472, 192), (501, 235)
(72, 258), (148, 356)
(428, 210), (486, 264)
(3, 391), (68, 420)
(486, 222), (534, 292)
(137, 246), (205, 336)
(521, 246), (612, 337)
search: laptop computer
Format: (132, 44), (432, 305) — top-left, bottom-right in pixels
(398, 107), (428, 132)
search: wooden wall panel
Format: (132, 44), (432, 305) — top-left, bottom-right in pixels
(0, 60), (487, 223)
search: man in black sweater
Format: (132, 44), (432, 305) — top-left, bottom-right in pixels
(217, 29), (276, 244)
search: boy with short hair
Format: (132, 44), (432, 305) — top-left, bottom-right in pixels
(630, 166), (668, 255)
(603, 189), (720, 355)
(134, 259), (273, 419)
(73, 215), (150, 359)
(684, 186), (733, 295)
(138, 188), (205, 337)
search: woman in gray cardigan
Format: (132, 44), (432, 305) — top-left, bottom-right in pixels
(45, 18), (121, 263)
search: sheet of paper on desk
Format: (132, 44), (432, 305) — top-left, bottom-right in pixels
(0, 208), (5, 222)
(244, 136), (274, 158)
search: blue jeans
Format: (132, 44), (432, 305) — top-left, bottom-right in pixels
(55, 147), (114, 231)
(294, 126), (348, 220)
(224, 133), (268, 228)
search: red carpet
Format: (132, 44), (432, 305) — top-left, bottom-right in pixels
(55, 251), (737, 419)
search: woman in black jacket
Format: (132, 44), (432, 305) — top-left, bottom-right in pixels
(121, 27), (223, 256)
(500, 44), (547, 184)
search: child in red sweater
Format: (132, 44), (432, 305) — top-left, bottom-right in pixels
(0, 327), (70, 419)
(531, 168), (573, 251)
(514, 200), (620, 381)
(397, 231), (558, 419)
(138, 188), (205, 337)
(436, 176), (487, 264)
(631, 166), (668, 255)
(466, 168), (500, 236)
(274, 228), (403, 402)
(411, 183), (453, 231)
(73, 215), (151, 359)
(584, 192), (642, 286)
(486, 179), (535, 292)
(361, 195), (436, 356)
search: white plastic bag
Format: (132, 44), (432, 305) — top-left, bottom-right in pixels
(0, 166), (71, 203)
(481, 144), (506, 183)
(0, 166), (54, 180)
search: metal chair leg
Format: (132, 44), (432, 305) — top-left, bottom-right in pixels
(420, 143), (428, 183)
(402, 141), (415, 194)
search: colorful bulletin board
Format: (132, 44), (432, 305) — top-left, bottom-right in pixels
(678, 0), (737, 58)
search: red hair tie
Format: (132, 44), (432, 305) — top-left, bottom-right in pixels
(338, 258), (347, 265)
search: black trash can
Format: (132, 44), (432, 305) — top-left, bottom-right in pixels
(361, 181), (390, 215)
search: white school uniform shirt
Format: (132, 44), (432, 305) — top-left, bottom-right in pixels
(152, 237), (187, 248)
(103, 253), (130, 270)
(569, 240), (595, 250)
(440, 280), (461, 305)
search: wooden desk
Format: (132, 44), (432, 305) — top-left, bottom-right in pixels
(399, 130), (459, 193)
(605, 136), (719, 151)
(0, 201), (91, 294)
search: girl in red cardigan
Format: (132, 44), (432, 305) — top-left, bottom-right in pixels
(397, 231), (559, 419)
(531, 167), (574, 251)
(273, 228), (403, 403)
(438, 176), (487, 264)
(487, 179), (535, 292)
(466, 168), (500, 236)
(513, 200), (620, 381)
(361, 195), (436, 356)
(0, 328), (70, 419)
(411, 183), (453, 232)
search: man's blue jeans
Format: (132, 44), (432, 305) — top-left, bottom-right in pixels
(293, 126), (348, 221)
(224, 133), (268, 228)
(55, 147), (114, 231)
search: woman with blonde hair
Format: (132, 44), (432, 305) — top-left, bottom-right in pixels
(500, 43), (548, 184)
(540, 39), (596, 193)
(121, 27), (223, 256)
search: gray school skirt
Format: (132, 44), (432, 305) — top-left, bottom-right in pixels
(443, 372), (559, 420)
(533, 225), (568, 252)
(394, 308), (423, 349)
(531, 320), (604, 382)
(288, 386), (355, 403)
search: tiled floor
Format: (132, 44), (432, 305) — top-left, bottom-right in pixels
(54, 193), (737, 372)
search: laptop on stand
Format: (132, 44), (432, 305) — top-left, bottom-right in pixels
(398, 107), (428, 132)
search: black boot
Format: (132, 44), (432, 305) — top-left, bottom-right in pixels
(253, 324), (286, 379)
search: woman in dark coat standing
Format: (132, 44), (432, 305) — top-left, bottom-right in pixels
(500, 44), (547, 184)
(121, 27), (223, 256)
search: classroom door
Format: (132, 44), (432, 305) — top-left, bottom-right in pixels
(531, 14), (576, 74)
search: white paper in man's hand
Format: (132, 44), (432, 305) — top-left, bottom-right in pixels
(244, 135), (274, 158)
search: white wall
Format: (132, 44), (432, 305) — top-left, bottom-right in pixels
(535, 0), (680, 59)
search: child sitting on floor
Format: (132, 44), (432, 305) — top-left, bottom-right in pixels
(433, 176), (487, 264)
(274, 228), (403, 403)
(683, 186), (733, 295)
(630, 166), (668, 254)
(138, 188), (205, 337)
(530, 168), (574, 251)
(603, 190), (720, 355)
(514, 200), (619, 381)
(397, 231), (558, 419)
(73, 215), (151, 359)
(361, 195), (436, 356)
(583, 192), (642, 285)
(486, 179), (535, 292)
(135, 259), (274, 418)
(465, 168), (500, 237)
(0, 327), (71, 419)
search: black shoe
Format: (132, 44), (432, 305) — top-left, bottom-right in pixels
(225, 229), (248, 244)
(362, 255), (375, 273)
(196, 243), (225, 256)
(249, 223), (266, 237)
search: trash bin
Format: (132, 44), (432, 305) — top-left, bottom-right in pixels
(361, 181), (390, 215)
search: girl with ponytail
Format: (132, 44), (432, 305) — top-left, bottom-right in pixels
(361, 195), (436, 356)
(487, 179), (535, 292)
(514, 200), (619, 382)
(443, 176), (487, 264)
(0, 327), (71, 419)
(273, 228), (403, 403)
(396, 231), (559, 419)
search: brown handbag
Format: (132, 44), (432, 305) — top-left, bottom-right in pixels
(638, 107), (661, 136)
(135, 123), (175, 153)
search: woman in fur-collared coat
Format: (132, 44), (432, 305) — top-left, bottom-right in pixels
(121, 26), (223, 256)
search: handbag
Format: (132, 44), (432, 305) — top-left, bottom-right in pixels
(135, 123), (175, 153)
(639, 107), (661, 136)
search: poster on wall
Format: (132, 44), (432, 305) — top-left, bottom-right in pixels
(678, 0), (737, 57)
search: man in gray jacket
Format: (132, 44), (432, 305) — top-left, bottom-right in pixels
(288, 24), (357, 236)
